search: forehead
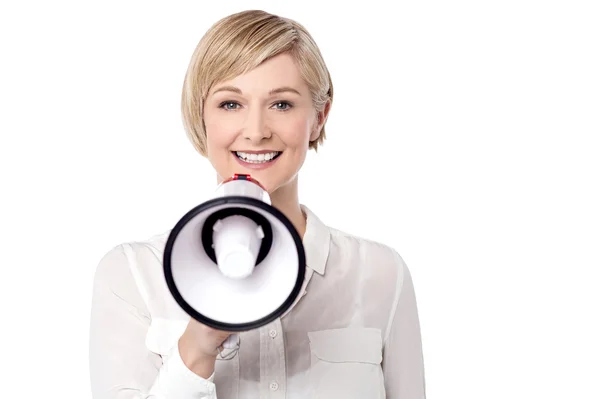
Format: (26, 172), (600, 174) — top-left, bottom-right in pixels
(212, 53), (309, 95)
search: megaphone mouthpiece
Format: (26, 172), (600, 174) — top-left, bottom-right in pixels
(213, 215), (262, 279)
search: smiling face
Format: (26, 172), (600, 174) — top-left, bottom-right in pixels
(203, 52), (329, 194)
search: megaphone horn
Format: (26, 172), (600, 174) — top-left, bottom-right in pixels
(163, 174), (306, 332)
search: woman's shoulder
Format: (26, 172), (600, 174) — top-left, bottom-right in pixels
(93, 230), (188, 319)
(323, 226), (412, 318)
(95, 231), (171, 274)
(93, 230), (173, 300)
(326, 225), (409, 275)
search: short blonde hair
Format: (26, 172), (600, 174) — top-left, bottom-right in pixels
(181, 10), (333, 156)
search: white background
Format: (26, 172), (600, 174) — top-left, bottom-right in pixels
(1, 0), (599, 398)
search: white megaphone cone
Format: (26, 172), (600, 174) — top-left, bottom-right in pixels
(163, 174), (306, 335)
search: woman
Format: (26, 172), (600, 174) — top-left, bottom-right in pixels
(89, 9), (426, 399)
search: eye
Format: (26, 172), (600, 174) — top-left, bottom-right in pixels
(272, 101), (292, 111)
(219, 101), (241, 110)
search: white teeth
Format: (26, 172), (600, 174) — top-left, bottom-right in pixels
(235, 151), (280, 163)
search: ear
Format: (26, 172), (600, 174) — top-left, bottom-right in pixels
(310, 100), (331, 142)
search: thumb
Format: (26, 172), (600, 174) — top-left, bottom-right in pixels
(221, 333), (239, 349)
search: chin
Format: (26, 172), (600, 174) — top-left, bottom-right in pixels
(246, 173), (285, 194)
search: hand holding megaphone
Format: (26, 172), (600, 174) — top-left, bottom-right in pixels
(178, 318), (234, 378)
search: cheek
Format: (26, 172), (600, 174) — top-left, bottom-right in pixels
(273, 114), (314, 147)
(205, 116), (238, 152)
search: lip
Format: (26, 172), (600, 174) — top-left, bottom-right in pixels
(232, 151), (281, 170)
(232, 150), (281, 154)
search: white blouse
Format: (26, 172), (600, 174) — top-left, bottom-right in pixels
(89, 205), (426, 398)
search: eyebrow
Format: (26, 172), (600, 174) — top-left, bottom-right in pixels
(212, 85), (242, 95)
(269, 86), (301, 96)
(211, 85), (301, 96)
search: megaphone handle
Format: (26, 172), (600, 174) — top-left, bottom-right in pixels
(222, 333), (239, 349)
(218, 334), (240, 361)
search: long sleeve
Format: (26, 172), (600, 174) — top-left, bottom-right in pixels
(89, 244), (218, 399)
(382, 257), (427, 398)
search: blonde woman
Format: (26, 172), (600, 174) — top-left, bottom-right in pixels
(89, 9), (426, 399)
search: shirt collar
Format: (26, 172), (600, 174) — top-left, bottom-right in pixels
(300, 205), (330, 275)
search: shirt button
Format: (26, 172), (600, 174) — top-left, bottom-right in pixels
(269, 329), (277, 338)
(270, 381), (279, 391)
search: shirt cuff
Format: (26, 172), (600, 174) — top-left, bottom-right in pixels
(149, 344), (217, 398)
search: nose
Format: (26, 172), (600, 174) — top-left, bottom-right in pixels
(242, 108), (271, 144)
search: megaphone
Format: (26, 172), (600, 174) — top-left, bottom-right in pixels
(163, 174), (306, 334)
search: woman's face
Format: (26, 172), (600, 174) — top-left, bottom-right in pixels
(203, 52), (328, 194)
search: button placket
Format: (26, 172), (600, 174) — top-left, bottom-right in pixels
(260, 319), (286, 397)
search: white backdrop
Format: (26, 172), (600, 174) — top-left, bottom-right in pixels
(1, 0), (599, 398)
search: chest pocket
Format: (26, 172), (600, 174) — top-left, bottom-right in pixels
(307, 327), (385, 399)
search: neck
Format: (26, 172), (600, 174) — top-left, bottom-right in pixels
(269, 176), (307, 238)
